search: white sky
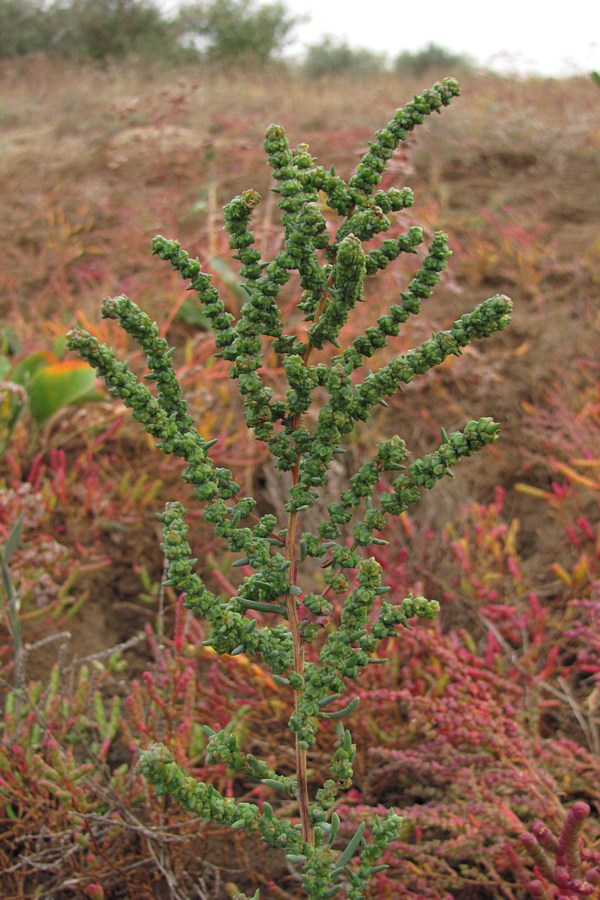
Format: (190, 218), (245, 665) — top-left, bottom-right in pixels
(165, 0), (600, 76)
(282, 0), (600, 76)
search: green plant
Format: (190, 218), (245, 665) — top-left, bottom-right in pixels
(0, 0), (52, 58)
(303, 37), (386, 79)
(394, 43), (473, 78)
(67, 78), (512, 897)
(50, 0), (178, 62)
(0, 0), (181, 62)
(0, 516), (23, 687)
(175, 0), (300, 66)
(0, 345), (99, 453)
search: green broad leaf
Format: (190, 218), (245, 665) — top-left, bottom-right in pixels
(27, 361), (101, 424)
(11, 350), (57, 388)
(52, 335), (68, 357)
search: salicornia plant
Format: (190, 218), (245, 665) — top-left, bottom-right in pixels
(67, 78), (512, 898)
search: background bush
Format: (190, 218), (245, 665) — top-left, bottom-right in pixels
(0, 0), (179, 61)
(175, 0), (300, 66)
(0, 0), (54, 57)
(0, 0), (473, 72)
(0, 0), (300, 64)
(394, 42), (473, 77)
(303, 36), (386, 79)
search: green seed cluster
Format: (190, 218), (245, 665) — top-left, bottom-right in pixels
(66, 321), (240, 502)
(373, 187), (415, 214)
(307, 235), (367, 350)
(262, 124), (330, 338)
(319, 419), (501, 546)
(371, 593), (440, 640)
(354, 295), (512, 415)
(159, 502), (293, 672)
(315, 437), (407, 547)
(69, 78), (512, 899)
(338, 231), (452, 373)
(205, 499), (290, 608)
(101, 294), (195, 432)
(379, 417), (502, 515)
(276, 202), (329, 324)
(315, 724), (356, 811)
(282, 296), (511, 515)
(223, 189), (264, 281)
(345, 812), (406, 900)
(290, 558), (438, 748)
(204, 725), (297, 796)
(264, 126), (320, 222)
(139, 743), (307, 848)
(302, 166), (354, 217)
(363, 225), (423, 275)
(349, 78), (460, 196)
(151, 235), (236, 350)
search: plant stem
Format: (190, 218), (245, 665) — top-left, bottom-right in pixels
(286, 425), (312, 847)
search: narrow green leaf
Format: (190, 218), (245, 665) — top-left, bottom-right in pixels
(4, 515), (23, 561)
(318, 697), (360, 719)
(261, 778), (295, 793)
(236, 598), (286, 615)
(337, 820), (366, 868)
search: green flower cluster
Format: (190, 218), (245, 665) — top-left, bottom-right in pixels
(151, 236), (236, 350)
(341, 230), (451, 371)
(349, 79), (460, 195)
(315, 723), (357, 812)
(307, 234), (366, 350)
(139, 742), (306, 847)
(320, 418), (501, 540)
(353, 295), (512, 415)
(140, 738), (399, 899)
(159, 502), (293, 672)
(203, 724), (297, 796)
(292, 558), (439, 748)
(379, 417), (501, 514)
(345, 812), (407, 899)
(69, 78), (512, 899)
(102, 294), (196, 432)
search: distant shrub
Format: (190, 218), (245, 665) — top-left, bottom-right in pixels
(46, 0), (178, 63)
(0, 0), (180, 62)
(0, 0), (52, 58)
(1, 0), (301, 66)
(303, 36), (387, 79)
(394, 42), (473, 78)
(175, 0), (300, 66)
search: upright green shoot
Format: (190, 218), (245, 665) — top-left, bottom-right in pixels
(68, 78), (512, 898)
